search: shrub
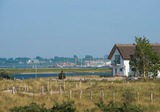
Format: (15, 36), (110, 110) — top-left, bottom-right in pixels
(10, 101), (76, 112)
(96, 99), (143, 112)
(84, 108), (98, 112)
(95, 101), (120, 112)
(51, 100), (76, 112)
(58, 70), (66, 80)
(0, 69), (14, 80)
(121, 88), (136, 104)
(10, 103), (49, 112)
(120, 103), (143, 112)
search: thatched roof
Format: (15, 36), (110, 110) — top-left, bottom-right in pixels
(108, 44), (160, 60)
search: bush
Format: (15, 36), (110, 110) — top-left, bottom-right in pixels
(0, 69), (14, 79)
(58, 70), (66, 80)
(51, 100), (76, 112)
(95, 101), (120, 112)
(120, 103), (143, 112)
(10, 103), (48, 112)
(96, 101), (143, 112)
(121, 88), (136, 104)
(10, 101), (76, 112)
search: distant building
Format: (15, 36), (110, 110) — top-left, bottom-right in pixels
(27, 59), (40, 64)
(84, 58), (111, 67)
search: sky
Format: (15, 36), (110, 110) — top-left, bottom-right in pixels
(0, 0), (160, 58)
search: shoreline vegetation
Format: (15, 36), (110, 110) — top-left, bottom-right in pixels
(1, 68), (112, 75)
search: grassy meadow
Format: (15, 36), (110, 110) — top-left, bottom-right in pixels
(0, 76), (160, 112)
(1, 68), (111, 74)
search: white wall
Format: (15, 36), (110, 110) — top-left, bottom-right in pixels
(111, 49), (127, 77)
(157, 71), (160, 78)
(123, 60), (130, 77)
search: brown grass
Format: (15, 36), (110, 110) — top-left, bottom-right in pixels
(0, 77), (160, 112)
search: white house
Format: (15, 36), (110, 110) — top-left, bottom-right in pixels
(108, 44), (160, 77)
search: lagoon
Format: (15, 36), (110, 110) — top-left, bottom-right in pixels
(13, 72), (112, 79)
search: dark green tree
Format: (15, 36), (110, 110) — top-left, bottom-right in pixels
(58, 70), (66, 79)
(149, 50), (160, 79)
(130, 36), (160, 80)
(0, 69), (13, 79)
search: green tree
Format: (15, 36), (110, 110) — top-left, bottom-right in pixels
(0, 69), (13, 79)
(130, 36), (160, 80)
(149, 50), (160, 79)
(58, 70), (66, 79)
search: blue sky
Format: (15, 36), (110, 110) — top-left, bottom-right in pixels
(0, 0), (160, 58)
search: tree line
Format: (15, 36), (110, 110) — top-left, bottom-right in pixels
(0, 55), (108, 66)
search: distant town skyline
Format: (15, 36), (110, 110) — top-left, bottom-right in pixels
(0, 0), (160, 58)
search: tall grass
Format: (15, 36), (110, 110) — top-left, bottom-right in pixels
(0, 78), (160, 112)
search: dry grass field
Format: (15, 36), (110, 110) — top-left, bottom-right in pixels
(0, 76), (160, 112)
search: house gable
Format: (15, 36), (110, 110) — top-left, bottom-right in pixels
(108, 44), (135, 60)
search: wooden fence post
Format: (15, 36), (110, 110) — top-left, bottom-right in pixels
(90, 91), (93, 100)
(24, 86), (27, 93)
(76, 83), (78, 89)
(27, 86), (29, 92)
(137, 92), (139, 102)
(47, 82), (50, 92)
(90, 81), (93, 86)
(41, 86), (44, 95)
(101, 90), (104, 101)
(112, 92), (115, 103)
(59, 84), (62, 95)
(55, 80), (58, 87)
(25, 86), (28, 92)
(150, 93), (153, 103)
(80, 90), (82, 99)
(79, 81), (81, 88)
(69, 90), (72, 99)
(63, 81), (65, 90)
(12, 87), (15, 94)
(50, 89), (53, 95)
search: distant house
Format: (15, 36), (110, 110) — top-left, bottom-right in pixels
(108, 44), (160, 77)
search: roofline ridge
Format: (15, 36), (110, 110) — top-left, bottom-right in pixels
(115, 44), (134, 46)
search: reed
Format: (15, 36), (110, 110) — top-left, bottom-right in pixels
(0, 77), (160, 112)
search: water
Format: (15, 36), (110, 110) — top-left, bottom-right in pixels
(13, 72), (112, 80)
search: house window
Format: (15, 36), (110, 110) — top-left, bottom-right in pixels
(115, 55), (120, 64)
(120, 68), (123, 71)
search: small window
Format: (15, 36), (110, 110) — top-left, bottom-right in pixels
(120, 68), (123, 71)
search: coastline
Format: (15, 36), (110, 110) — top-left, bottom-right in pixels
(20, 72), (59, 74)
